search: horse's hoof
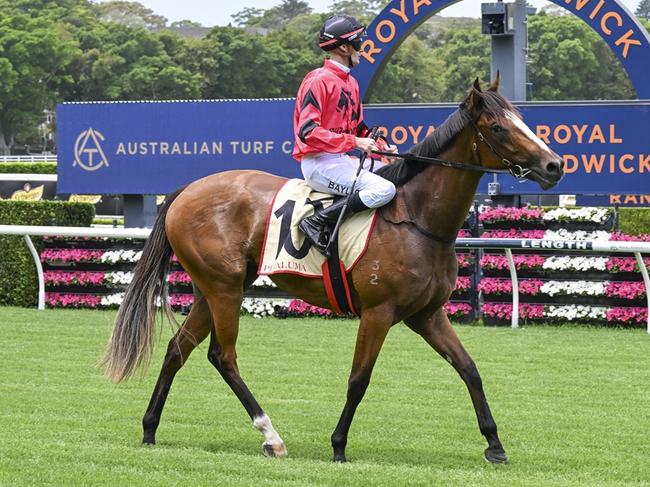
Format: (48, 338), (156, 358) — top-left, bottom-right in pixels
(484, 447), (508, 464)
(262, 441), (287, 458)
(142, 437), (155, 446)
(333, 453), (346, 463)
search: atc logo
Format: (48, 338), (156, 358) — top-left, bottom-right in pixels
(73, 128), (109, 171)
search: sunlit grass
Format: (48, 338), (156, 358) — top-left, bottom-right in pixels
(0, 307), (648, 486)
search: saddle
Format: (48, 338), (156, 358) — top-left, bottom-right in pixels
(258, 179), (378, 314)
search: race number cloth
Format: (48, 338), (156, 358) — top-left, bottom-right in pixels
(258, 179), (377, 277)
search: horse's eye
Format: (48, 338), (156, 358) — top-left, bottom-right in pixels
(491, 124), (504, 134)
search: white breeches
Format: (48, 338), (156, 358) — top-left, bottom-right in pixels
(300, 153), (396, 208)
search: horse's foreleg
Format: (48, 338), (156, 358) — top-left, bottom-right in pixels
(204, 291), (287, 458)
(142, 296), (212, 445)
(405, 308), (507, 464)
(331, 308), (392, 463)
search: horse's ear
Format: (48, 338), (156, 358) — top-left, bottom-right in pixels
(489, 71), (500, 92)
(466, 78), (484, 111)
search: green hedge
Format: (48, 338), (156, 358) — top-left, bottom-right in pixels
(0, 201), (95, 307)
(0, 162), (57, 174)
(619, 208), (650, 236)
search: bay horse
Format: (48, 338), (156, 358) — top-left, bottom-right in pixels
(101, 76), (563, 464)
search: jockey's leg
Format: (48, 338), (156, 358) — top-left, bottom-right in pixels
(299, 155), (395, 255)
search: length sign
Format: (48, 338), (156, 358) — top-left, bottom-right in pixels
(57, 99), (650, 195)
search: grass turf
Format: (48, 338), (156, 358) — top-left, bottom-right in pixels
(0, 307), (649, 486)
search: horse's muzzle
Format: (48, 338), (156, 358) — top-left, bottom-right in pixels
(529, 157), (564, 190)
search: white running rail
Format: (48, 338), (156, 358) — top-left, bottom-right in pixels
(1, 226), (649, 333)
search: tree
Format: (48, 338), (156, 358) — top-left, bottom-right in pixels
(0, 13), (80, 154)
(527, 12), (634, 100)
(93, 1), (168, 30)
(636, 0), (650, 21)
(230, 7), (264, 27)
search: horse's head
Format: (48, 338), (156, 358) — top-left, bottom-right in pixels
(461, 74), (563, 189)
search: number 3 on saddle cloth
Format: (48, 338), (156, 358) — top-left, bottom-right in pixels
(258, 179), (378, 315)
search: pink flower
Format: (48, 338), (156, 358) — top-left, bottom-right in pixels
(444, 302), (472, 318)
(454, 277), (471, 291)
(481, 254), (546, 271)
(478, 278), (511, 295)
(605, 281), (646, 300)
(609, 232), (650, 242)
(607, 257), (650, 273)
(40, 249), (104, 263)
(45, 293), (102, 308)
(457, 254), (475, 268)
(457, 229), (470, 238)
(605, 307), (647, 325)
(168, 271), (192, 285)
(479, 207), (543, 223)
(481, 229), (546, 239)
(287, 299), (332, 317)
(44, 271), (106, 286)
(482, 303), (544, 320)
(169, 294), (194, 307)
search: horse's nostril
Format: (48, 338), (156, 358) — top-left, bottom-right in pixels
(546, 160), (562, 174)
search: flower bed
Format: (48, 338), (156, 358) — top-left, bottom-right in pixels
(479, 277), (645, 304)
(481, 207), (615, 230)
(483, 302), (647, 327)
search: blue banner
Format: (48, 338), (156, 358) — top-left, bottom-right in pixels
(57, 99), (650, 195)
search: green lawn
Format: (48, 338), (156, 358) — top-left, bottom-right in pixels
(1, 307), (649, 486)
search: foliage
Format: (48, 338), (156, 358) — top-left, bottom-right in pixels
(619, 208), (650, 236)
(636, 0), (650, 21)
(0, 162), (56, 173)
(0, 0), (645, 150)
(527, 11), (634, 100)
(0, 200), (94, 306)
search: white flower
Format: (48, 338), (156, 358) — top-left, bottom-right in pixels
(543, 229), (611, 241)
(543, 207), (610, 224)
(542, 256), (608, 271)
(252, 276), (276, 288)
(241, 298), (291, 318)
(105, 271), (134, 285)
(101, 249), (143, 263)
(540, 280), (606, 297)
(101, 293), (125, 306)
(546, 305), (607, 321)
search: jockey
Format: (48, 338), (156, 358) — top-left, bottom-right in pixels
(293, 14), (397, 255)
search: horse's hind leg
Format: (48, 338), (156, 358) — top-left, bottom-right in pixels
(204, 288), (287, 457)
(142, 296), (212, 445)
(405, 308), (507, 464)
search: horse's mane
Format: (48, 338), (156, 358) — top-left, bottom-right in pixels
(376, 90), (519, 187)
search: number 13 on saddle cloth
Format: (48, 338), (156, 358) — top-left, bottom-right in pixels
(258, 179), (377, 277)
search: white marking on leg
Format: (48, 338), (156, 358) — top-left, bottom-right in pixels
(506, 111), (554, 157)
(253, 414), (287, 457)
(445, 354), (453, 365)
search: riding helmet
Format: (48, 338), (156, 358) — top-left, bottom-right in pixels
(319, 15), (366, 51)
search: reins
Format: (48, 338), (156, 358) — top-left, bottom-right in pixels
(372, 106), (532, 180)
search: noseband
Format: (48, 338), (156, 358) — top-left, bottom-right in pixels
(465, 111), (532, 179)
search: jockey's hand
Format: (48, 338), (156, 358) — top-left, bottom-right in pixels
(355, 137), (379, 154)
(379, 143), (399, 164)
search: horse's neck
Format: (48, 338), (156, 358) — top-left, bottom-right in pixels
(403, 132), (482, 241)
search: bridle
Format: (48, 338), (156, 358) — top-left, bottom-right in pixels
(373, 104), (533, 244)
(372, 105), (532, 180)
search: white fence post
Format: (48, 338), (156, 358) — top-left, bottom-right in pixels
(633, 252), (650, 334)
(505, 249), (519, 329)
(23, 235), (45, 310)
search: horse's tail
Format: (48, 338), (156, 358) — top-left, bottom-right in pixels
(100, 188), (185, 383)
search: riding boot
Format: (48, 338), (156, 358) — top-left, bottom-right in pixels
(299, 192), (369, 256)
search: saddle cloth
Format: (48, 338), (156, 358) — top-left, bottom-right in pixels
(258, 179), (377, 277)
